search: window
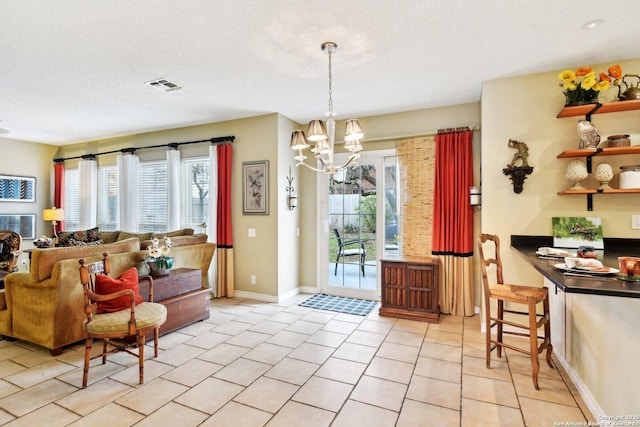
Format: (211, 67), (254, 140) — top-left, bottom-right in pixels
(97, 165), (118, 230)
(63, 155), (211, 234)
(181, 158), (209, 229)
(63, 169), (80, 230)
(138, 161), (168, 232)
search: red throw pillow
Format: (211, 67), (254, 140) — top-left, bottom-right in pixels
(95, 267), (143, 313)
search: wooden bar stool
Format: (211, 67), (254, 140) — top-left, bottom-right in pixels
(477, 233), (553, 389)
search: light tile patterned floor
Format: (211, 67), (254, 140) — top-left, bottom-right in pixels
(0, 295), (594, 426)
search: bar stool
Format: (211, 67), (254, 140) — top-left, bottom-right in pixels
(477, 233), (553, 389)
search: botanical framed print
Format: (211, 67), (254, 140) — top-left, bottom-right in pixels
(0, 214), (36, 239)
(0, 175), (36, 202)
(243, 160), (269, 215)
(552, 216), (604, 249)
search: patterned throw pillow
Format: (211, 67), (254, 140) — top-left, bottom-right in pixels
(67, 238), (104, 247)
(57, 227), (100, 247)
(94, 267), (143, 313)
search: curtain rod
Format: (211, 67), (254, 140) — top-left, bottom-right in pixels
(53, 135), (235, 163)
(362, 125), (479, 144)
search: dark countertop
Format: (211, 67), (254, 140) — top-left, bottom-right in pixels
(511, 235), (640, 299)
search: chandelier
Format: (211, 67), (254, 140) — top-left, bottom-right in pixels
(290, 41), (364, 175)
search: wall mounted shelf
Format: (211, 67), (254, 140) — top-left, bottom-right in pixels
(556, 102), (640, 210)
(556, 99), (640, 120)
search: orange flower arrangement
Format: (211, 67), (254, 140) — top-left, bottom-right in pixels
(558, 64), (622, 105)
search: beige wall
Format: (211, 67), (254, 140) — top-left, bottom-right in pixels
(0, 138), (58, 266)
(481, 57), (640, 415)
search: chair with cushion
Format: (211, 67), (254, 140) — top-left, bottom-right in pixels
(0, 230), (22, 286)
(78, 253), (167, 388)
(333, 227), (366, 276)
(477, 233), (553, 390)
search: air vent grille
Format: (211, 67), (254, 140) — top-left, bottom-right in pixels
(146, 78), (182, 92)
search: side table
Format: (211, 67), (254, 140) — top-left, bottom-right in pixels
(138, 268), (210, 336)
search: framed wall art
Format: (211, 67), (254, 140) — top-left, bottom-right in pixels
(552, 216), (604, 249)
(0, 214), (37, 239)
(243, 160), (269, 215)
(0, 175), (36, 202)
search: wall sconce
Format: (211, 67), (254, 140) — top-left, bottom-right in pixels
(470, 186), (481, 207)
(286, 166), (297, 210)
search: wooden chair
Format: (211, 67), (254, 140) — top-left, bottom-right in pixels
(333, 227), (366, 276)
(78, 253), (167, 388)
(477, 234), (553, 390)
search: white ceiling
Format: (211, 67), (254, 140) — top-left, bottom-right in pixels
(1, 0), (640, 146)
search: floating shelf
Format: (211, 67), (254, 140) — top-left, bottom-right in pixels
(557, 99), (640, 119)
(557, 188), (640, 195)
(557, 145), (640, 158)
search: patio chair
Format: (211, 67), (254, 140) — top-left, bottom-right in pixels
(333, 227), (366, 276)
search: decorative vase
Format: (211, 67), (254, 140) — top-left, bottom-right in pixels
(576, 120), (600, 149)
(565, 160), (588, 190)
(594, 163), (614, 190)
(147, 257), (174, 276)
(564, 88), (599, 106)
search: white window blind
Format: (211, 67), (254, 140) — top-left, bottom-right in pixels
(97, 165), (118, 231)
(63, 169), (80, 230)
(181, 158), (209, 230)
(138, 161), (168, 232)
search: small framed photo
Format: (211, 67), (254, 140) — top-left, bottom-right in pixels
(0, 214), (37, 239)
(0, 175), (36, 202)
(243, 160), (269, 215)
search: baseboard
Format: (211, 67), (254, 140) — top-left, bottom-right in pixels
(553, 351), (604, 419)
(232, 290), (278, 303)
(233, 287), (313, 304)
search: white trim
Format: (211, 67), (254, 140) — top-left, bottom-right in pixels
(232, 287), (314, 304)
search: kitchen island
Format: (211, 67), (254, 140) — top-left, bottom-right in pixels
(510, 235), (640, 417)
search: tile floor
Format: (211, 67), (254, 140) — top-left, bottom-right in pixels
(0, 294), (594, 426)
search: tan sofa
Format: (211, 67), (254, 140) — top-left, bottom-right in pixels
(0, 236), (216, 355)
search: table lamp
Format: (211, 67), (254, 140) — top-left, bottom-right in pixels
(43, 207), (65, 242)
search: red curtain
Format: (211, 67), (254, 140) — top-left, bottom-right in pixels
(432, 128), (474, 256)
(216, 144), (233, 247)
(216, 143), (234, 297)
(53, 163), (65, 232)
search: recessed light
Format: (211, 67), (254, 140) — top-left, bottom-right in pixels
(581, 19), (604, 30)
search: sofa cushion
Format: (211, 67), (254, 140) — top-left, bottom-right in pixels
(160, 228), (195, 238)
(140, 233), (207, 250)
(97, 231), (120, 244)
(31, 238), (141, 282)
(117, 231), (153, 241)
(95, 267), (143, 313)
(57, 227), (100, 247)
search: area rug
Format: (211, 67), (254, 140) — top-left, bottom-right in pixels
(299, 294), (378, 316)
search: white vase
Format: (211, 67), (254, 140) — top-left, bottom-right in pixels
(594, 163), (614, 190)
(565, 160), (588, 190)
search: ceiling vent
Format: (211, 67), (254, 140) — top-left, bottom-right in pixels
(146, 78), (182, 92)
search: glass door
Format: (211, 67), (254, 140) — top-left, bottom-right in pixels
(322, 149), (398, 300)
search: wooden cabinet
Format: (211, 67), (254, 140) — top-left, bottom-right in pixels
(379, 256), (440, 323)
(138, 268), (210, 336)
(556, 100), (640, 210)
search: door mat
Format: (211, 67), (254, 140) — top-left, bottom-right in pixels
(299, 294), (378, 316)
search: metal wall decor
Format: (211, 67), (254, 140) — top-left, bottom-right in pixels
(0, 175), (36, 202)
